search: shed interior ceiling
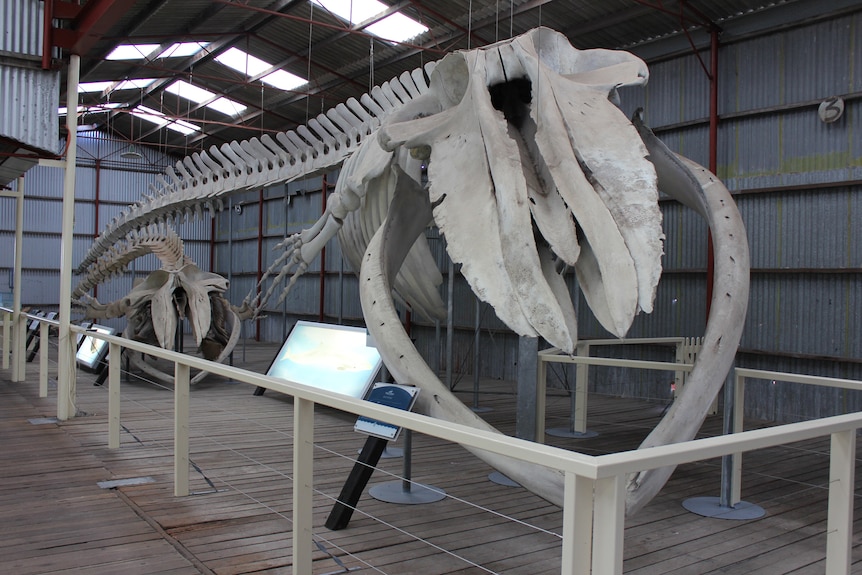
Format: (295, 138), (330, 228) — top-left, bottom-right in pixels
(51, 0), (855, 157)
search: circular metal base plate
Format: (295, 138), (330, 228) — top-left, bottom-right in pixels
(471, 406), (493, 413)
(682, 496), (766, 520)
(369, 481), (446, 504)
(488, 471), (521, 487)
(546, 428), (599, 439)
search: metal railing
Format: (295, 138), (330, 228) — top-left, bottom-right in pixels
(1, 306), (859, 575)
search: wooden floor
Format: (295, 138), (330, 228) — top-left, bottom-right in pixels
(2, 340), (862, 574)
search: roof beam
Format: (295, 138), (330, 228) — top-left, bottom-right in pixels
(52, 0), (141, 56)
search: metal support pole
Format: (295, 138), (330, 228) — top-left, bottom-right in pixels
(515, 336), (538, 441)
(1, 310), (9, 370)
(11, 177), (24, 381)
(471, 298), (490, 412)
(57, 54), (79, 420)
(445, 259), (454, 389)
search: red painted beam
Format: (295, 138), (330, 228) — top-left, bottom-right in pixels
(51, 0), (139, 56)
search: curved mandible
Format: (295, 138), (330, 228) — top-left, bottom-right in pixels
(625, 113), (751, 514)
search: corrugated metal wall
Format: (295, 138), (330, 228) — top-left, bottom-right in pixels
(0, 132), (210, 334)
(208, 11), (861, 425)
(0, 0), (60, 184)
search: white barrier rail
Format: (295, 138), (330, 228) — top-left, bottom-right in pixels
(537, 340), (696, 438)
(1, 306), (859, 575)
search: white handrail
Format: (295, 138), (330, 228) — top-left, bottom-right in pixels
(2, 309), (858, 575)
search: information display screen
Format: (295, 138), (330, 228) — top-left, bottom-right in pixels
(265, 321), (382, 399)
(75, 324), (115, 371)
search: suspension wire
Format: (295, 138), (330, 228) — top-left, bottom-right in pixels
(467, 0), (472, 49)
(306, 1), (314, 125)
(495, 0), (499, 42)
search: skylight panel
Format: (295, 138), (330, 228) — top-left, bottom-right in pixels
(165, 80), (247, 116)
(215, 47), (306, 90)
(59, 103), (124, 115)
(158, 42), (208, 58)
(313, 0), (383, 22)
(78, 81), (114, 93)
(130, 105), (200, 135)
(114, 78), (157, 90)
(106, 44), (160, 60)
(311, 0), (427, 42)
(130, 105), (169, 126)
(166, 119), (199, 135)
(215, 47), (270, 76)
(261, 70), (306, 91)
(366, 12), (428, 42)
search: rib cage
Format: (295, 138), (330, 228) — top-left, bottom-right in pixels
(75, 63), (438, 276)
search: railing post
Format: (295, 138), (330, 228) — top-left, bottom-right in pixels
(2, 310), (10, 369)
(574, 343), (590, 433)
(174, 362), (190, 497)
(293, 397), (314, 575)
(536, 353), (547, 443)
(38, 321), (49, 397)
(825, 429), (856, 575)
(591, 474), (626, 575)
(12, 313), (26, 382)
(561, 471), (594, 575)
(108, 342), (121, 449)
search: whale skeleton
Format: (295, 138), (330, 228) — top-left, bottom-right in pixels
(74, 27), (749, 514)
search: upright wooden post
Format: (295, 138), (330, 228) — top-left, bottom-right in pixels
(293, 397), (314, 575)
(591, 474), (626, 575)
(561, 471), (594, 575)
(825, 429), (856, 575)
(57, 54), (80, 420)
(38, 322), (48, 396)
(108, 342), (121, 449)
(174, 362), (190, 496)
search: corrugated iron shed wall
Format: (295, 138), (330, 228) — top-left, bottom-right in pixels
(209, 12), (862, 424)
(0, 0), (60, 185)
(0, 132), (211, 334)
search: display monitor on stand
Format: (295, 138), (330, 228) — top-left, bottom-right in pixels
(75, 324), (116, 373)
(257, 320), (383, 399)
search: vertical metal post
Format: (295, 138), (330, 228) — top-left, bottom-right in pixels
(445, 259), (454, 389)
(561, 471), (594, 575)
(1, 310), (9, 369)
(174, 362), (190, 497)
(472, 298), (481, 409)
(38, 322), (48, 396)
(825, 429), (856, 575)
(535, 353), (546, 443)
(108, 342), (121, 449)
(591, 474), (626, 575)
(574, 343), (590, 433)
(731, 372), (745, 505)
(293, 397), (314, 575)
(11, 177), (24, 381)
(57, 54), (80, 420)
(719, 366), (736, 508)
(515, 336), (538, 441)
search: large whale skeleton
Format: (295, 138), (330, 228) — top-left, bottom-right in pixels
(74, 28), (749, 514)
